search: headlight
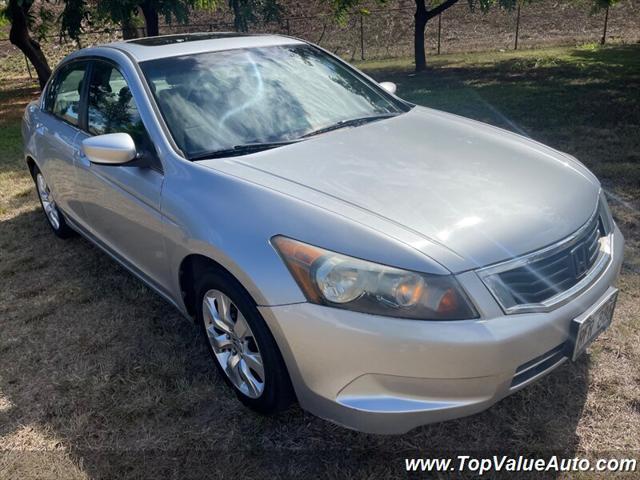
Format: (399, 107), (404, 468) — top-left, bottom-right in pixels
(271, 236), (478, 320)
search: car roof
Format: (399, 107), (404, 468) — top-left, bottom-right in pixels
(102, 32), (306, 62)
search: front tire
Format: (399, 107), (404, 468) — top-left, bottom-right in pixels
(196, 269), (294, 414)
(33, 167), (74, 238)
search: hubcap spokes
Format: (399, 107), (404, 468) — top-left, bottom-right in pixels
(36, 173), (60, 230)
(202, 289), (265, 398)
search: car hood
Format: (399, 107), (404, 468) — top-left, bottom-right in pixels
(200, 106), (600, 271)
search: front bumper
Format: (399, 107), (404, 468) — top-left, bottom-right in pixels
(258, 226), (624, 434)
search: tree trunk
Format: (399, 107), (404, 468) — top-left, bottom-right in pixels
(229, 0), (248, 32)
(122, 15), (139, 40)
(413, 0), (460, 72)
(414, 0), (428, 72)
(600, 6), (609, 45)
(7, 0), (51, 89)
(139, 1), (160, 37)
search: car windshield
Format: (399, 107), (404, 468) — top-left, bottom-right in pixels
(140, 44), (407, 159)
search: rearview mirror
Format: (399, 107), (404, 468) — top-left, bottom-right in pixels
(82, 133), (137, 166)
(379, 81), (397, 95)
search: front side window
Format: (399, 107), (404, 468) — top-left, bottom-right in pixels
(87, 61), (148, 148)
(140, 45), (407, 159)
(47, 62), (87, 127)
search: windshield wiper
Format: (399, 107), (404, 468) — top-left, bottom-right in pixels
(188, 113), (399, 160)
(301, 113), (400, 138)
(190, 139), (301, 161)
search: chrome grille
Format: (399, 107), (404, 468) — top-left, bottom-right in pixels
(478, 203), (613, 314)
(496, 215), (603, 305)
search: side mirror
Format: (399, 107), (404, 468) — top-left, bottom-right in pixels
(379, 81), (397, 95)
(82, 133), (137, 166)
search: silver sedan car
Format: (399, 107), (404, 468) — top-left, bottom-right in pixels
(22, 33), (624, 434)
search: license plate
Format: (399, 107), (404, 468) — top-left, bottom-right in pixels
(569, 290), (617, 361)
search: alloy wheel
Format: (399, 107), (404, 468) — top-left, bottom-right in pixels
(202, 289), (265, 398)
(36, 173), (61, 230)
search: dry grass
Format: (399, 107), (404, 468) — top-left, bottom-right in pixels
(0, 45), (639, 479)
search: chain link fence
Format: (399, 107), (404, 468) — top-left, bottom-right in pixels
(2, 0), (639, 78)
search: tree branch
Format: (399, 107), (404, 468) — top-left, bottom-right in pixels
(427, 0), (461, 19)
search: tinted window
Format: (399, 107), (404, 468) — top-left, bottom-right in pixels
(141, 45), (406, 159)
(48, 62), (87, 126)
(87, 61), (148, 148)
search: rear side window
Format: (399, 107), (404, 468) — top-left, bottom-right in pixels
(46, 62), (87, 127)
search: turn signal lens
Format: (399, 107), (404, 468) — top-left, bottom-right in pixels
(271, 236), (478, 321)
(436, 288), (459, 314)
(271, 236), (324, 302)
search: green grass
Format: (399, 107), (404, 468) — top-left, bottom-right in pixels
(0, 79), (40, 217)
(0, 89), (28, 173)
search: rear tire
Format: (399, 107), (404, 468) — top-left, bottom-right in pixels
(33, 166), (74, 239)
(195, 269), (294, 414)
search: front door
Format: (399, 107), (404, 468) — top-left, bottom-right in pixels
(74, 59), (170, 295)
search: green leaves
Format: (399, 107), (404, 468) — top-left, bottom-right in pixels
(467, 0), (519, 13)
(327, 0), (387, 24)
(591, 0), (618, 12)
(226, 0), (283, 32)
(59, 0), (88, 41)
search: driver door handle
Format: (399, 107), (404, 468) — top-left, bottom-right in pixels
(74, 146), (91, 167)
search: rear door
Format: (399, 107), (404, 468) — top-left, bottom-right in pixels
(37, 61), (88, 221)
(73, 59), (170, 294)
